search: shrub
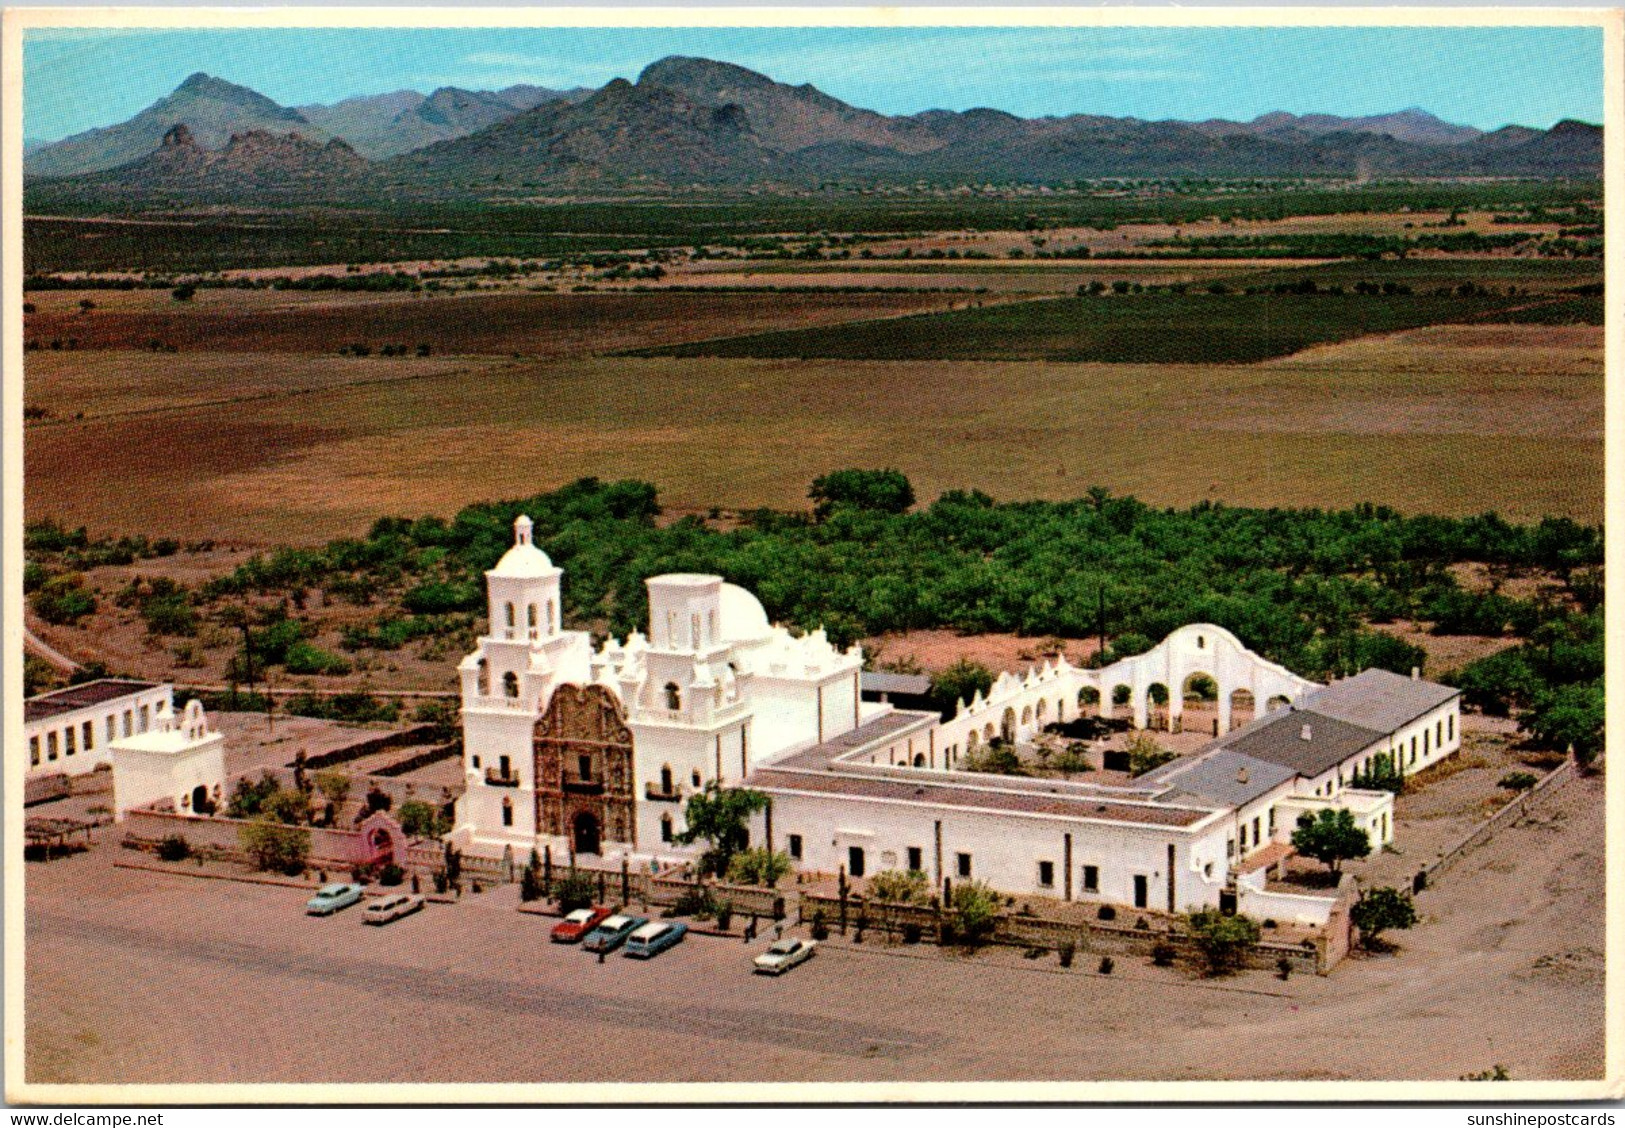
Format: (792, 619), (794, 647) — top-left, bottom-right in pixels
(811, 909), (829, 941)
(716, 902), (734, 931)
(1058, 940), (1076, 968)
(1186, 909), (1262, 977)
(950, 880), (999, 946)
(902, 922), (923, 945)
(1278, 957), (1294, 980)
(1098, 956), (1115, 975)
(1151, 941), (1177, 967)
(1350, 886), (1419, 949)
(1097, 904), (1117, 922)
(313, 769), (351, 805)
(671, 884), (717, 919)
(1498, 771), (1539, 792)
(378, 863), (405, 887)
(283, 642), (351, 676)
(554, 870), (597, 913)
(227, 772), (281, 819)
(724, 847), (791, 888)
(156, 834), (191, 862)
(30, 573), (96, 625)
(865, 868), (930, 905)
(239, 819), (310, 876)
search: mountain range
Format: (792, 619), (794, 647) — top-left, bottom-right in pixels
(25, 57), (1603, 194)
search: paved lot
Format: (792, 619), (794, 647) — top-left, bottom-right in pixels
(24, 772), (1606, 1087)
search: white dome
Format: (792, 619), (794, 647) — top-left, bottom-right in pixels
(718, 583), (772, 642)
(489, 514), (556, 578)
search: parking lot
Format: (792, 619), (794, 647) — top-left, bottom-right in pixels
(23, 775), (1606, 1088)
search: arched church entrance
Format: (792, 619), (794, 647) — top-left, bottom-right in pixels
(573, 811), (601, 857)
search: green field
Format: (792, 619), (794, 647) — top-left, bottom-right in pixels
(629, 290), (1553, 364)
(1218, 257), (1602, 293)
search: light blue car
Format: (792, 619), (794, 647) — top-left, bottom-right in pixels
(623, 920), (688, 959)
(306, 882), (364, 916)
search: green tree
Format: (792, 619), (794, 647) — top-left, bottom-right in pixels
(554, 870), (597, 912)
(313, 769), (351, 806)
(675, 783), (770, 877)
(1349, 886), (1418, 950)
(928, 658), (994, 714)
(1350, 752), (1404, 794)
(725, 847), (792, 887)
(1291, 808), (1371, 875)
(809, 469), (915, 521)
(262, 787), (310, 826)
(1521, 680), (1603, 767)
(397, 799), (448, 839)
(1126, 733), (1176, 777)
(239, 819), (310, 875)
(1186, 909), (1261, 976)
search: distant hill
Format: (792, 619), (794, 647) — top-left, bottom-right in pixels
(26, 73), (320, 178)
(26, 56), (1602, 194)
(62, 122), (374, 194)
(28, 73), (587, 176)
(297, 83), (588, 159)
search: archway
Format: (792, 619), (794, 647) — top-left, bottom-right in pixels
(913, 752), (926, 768)
(1178, 671), (1219, 735)
(1020, 705), (1033, 727)
(983, 723), (995, 742)
(1146, 683), (1170, 731)
(368, 826), (395, 867)
(967, 729), (980, 753)
(1078, 686), (1101, 715)
(573, 810), (601, 857)
(1001, 707), (1017, 743)
(1265, 694), (1292, 715)
(1229, 688), (1256, 730)
(190, 784), (212, 816)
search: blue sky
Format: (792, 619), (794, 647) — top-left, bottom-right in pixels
(24, 25), (1605, 143)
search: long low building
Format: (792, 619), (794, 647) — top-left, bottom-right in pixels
(25, 679), (171, 778)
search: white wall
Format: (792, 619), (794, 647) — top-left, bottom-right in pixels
(27, 685), (173, 778)
(760, 789), (1228, 911)
(113, 735), (225, 821)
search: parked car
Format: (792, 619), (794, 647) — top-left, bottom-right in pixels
(551, 906), (613, 943)
(306, 883), (363, 916)
(753, 936), (817, 975)
(363, 893), (425, 926)
(623, 920), (688, 959)
(582, 913), (646, 954)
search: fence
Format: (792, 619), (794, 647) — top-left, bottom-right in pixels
(1422, 756), (1579, 884)
(294, 724), (444, 771)
(794, 890), (1330, 975)
(371, 742), (461, 777)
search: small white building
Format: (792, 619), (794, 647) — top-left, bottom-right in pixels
(25, 679), (172, 778)
(109, 698), (226, 821)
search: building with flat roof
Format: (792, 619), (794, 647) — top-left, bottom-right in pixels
(24, 679), (171, 779)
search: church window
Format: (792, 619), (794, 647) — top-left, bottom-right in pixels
(503, 671), (519, 699)
(527, 604), (538, 639)
(660, 765), (673, 794)
(546, 600), (556, 634)
(501, 798), (513, 827)
(29, 736), (39, 766)
(788, 834), (803, 860)
(505, 602), (515, 629)
(665, 682), (681, 711)
(691, 613), (702, 649)
(82, 721), (94, 751)
(578, 754), (593, 781)
(477, 658), (490, 696)
(65, 727), (76, 756)
(708, 609), (718, 644)
(691, 769), (702, 788)
(660, 814), (673, 843)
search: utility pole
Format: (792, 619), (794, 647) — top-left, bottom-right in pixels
(1097, 586), (1107, 659)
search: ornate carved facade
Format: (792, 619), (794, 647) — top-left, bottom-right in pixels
(533, 683), (635, 855)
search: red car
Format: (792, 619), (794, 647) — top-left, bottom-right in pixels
(551, 906), (612, 943)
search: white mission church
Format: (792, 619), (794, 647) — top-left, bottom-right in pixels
(450, 516), (1462, 917)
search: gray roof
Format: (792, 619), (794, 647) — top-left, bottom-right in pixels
(1297, 668), (1460, 735)
(24, 678), (159, 725)
(860, 671), (932, 697)
(1137, 747), (1298, 808)
(1219, 709), (1383, 779)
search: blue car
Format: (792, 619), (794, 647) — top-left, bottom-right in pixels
(306, 883), (364, 916)
(582, 913), (646, 954)
(623, 920), (687, 959)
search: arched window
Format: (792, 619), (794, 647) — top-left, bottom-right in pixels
(660, 765), (673, 794)
(476, 658), (489, 696)
(504, 602), (516, 638)
(527, 603), (538, 638)
(503, 671), (519, 698)
(660, 814), (673, 843)
(546, 599), (556, 634)
(501, 798), (513, 827)
(664, 682), (681, 711)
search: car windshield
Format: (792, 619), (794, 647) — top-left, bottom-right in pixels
(767, 940), (797, 954)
